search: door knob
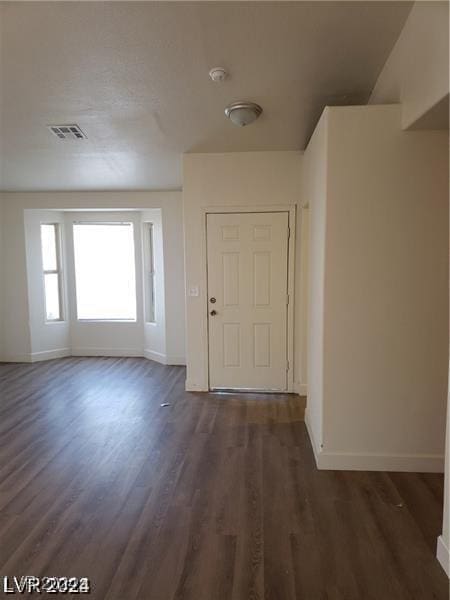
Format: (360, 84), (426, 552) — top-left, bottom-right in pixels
(210, 310), (217, 316)
(210, 297), (216, 303)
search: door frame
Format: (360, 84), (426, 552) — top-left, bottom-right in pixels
(202, 204), (296, 393)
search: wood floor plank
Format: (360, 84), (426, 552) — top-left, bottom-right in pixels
(0, 358), (447, 599)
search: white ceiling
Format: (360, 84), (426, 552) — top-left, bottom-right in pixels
(0, 1), (412, 191)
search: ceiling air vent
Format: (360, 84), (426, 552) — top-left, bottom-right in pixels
(48, 124), (87, 140)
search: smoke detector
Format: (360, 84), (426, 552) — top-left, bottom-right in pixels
(224, 101), (263, 127)
(48, 124), (87, 140)
(209, 67), (228, 82)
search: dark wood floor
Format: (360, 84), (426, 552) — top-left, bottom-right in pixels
(0, 358), (447, 599)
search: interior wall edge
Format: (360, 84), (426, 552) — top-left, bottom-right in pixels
(304, 408), (321, 469)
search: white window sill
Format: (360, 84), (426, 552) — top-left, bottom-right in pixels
(76, 319), (137, 323)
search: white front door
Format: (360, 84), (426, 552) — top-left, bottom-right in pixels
(207, 212), (290, 391)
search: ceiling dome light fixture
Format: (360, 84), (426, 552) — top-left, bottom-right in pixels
(225, 101), (263, 127)
(209, 67), (228, 82)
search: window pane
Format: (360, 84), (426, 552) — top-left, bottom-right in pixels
(73, 223), (137, 320)
(41, 224), (58, 271)
(44, 273), (61, 320)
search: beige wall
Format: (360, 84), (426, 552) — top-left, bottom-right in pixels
(306, 104), (449, 472)
(370, 1), (449, 129)
(182, 151), (303, 392)
(161, 199), (186, 364)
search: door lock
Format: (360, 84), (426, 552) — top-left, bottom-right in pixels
(210, 310), (217, 316)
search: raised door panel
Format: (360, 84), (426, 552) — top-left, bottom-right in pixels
(207, 212), (289, 391)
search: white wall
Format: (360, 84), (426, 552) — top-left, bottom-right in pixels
(302, 110), (329, 455)
(1, 198), (33, 361)
(369, 0), (450, 570)
(0, 192), (185, 364)
(183, 151), (303, 391)
(161, 200), (186, 365)
(369, 1), (449, 129)
(305, 104), (449, 473)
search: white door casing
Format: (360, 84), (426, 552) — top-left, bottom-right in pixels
(206, 212), (289, 391)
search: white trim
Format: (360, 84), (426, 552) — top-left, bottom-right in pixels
(315, 450), (444, 473)
(144, 349), (166, 364)
(30, 348), (71, 362)
(286, 207), (296, 393)
(185, 380), (208, 392)
(437, 535), (450, 577)
(144, 350), (186, 365)
(71, 347), (144, 357)
(41, 222), (65, 322)
(305, 407), (321, 466)
(202, 204), (297, 393)
(293, 382), (307, 396)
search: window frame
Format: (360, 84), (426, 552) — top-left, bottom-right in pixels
(41, 222), (64, 323)
(72, 220), (138, 323)
(144, 222), (156, 324)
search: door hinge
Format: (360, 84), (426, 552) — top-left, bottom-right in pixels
(287, 227), (290, 240)
(286, 294), (289, 305)
(286, 359), (290, 371)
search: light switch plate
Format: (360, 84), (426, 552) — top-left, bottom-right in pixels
(188, 285), (199, 297)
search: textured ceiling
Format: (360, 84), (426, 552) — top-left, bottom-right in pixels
(0, 1), (412, 191)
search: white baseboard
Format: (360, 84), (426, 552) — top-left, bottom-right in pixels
(315, 449), (444, 473)
(293, 382), (307, 396)
(71, 347), (144, 357)
(30, 348), (71, 362)
(437, 535), (450, 577)
(2, 348), (185, 365)
(304, 409), (444, 472)
(144, 350), (186, 366)
(304, 408), (321, 467)
(144, 349), (166, 364)
(0, 354), (32, 363)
